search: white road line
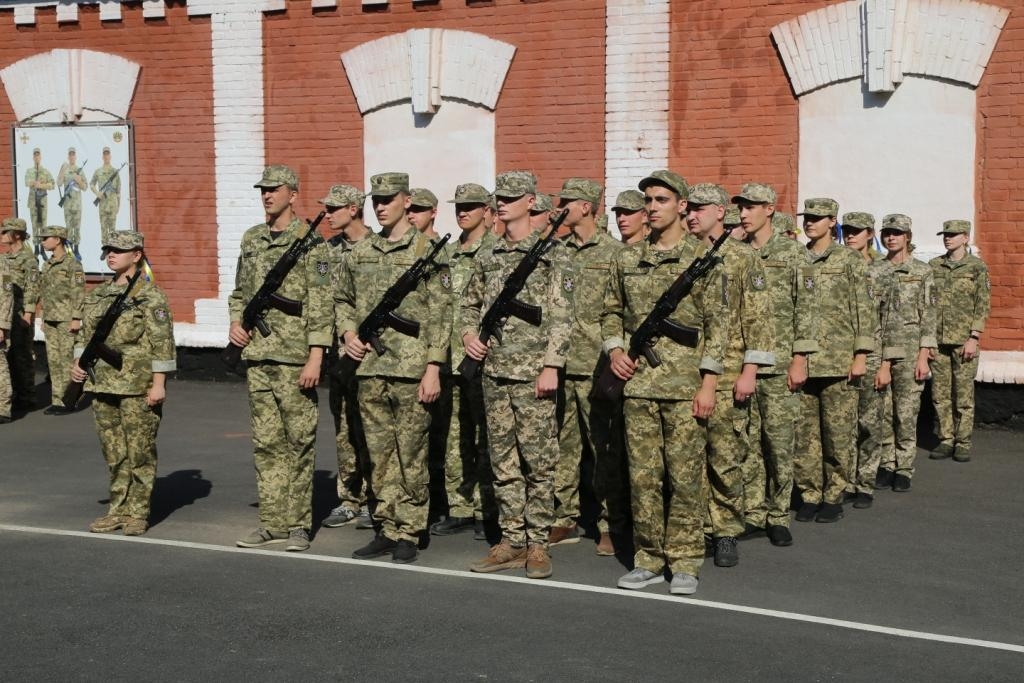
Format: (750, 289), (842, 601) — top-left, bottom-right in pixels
(3, 522), (1022, 655)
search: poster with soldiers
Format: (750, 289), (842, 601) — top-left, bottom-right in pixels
(11, 123), (135, 274)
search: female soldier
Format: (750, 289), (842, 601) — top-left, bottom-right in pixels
(37, 226), (85, 415)
(71, 232), (175, 536)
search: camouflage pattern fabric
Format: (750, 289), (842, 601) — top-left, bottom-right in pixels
(441, 376), (493, 519)
(444, 231), (498, 371)
(930, 345), (979, 452)
(793, 377), (860, 505)
(90, 165), (121, 243)
(43, 320), (76, 407)
(888, 358), (925, 477)
(25, 166), (54, 241)
(3, 245), (40, 405)
(746, 373), (799, 527)
(39, 253), (85, 322)
(58, 163), (87, 245)
(93, 394), (161, 521)
(0, 265), (12, 417)
(855, 254), (893, 494)
(562, 230), (622, 377)
(328, 366), (371, 509)
(705, 389), (749, 538)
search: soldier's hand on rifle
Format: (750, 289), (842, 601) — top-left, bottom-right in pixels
(418, 364), (441, 404)
(229, 321), (252, 347)
(608, 348), (636, 381)
(343, 331), (370, 361)
(463, 334), (489, 361)
(535, 366), (559, 399)
(71, 360), (88, 383)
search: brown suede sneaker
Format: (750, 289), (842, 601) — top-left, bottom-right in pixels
(525, 544), (552, 579)
(123, 518), (149, 536)
(469, 539), (527, 573)
(549, 523), (579, 546)
(595, 532), (615, 556)
(89, 515), (126, 533)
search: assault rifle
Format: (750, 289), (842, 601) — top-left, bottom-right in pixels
(58, 161), (87, 208)
(457, 209), (569, 380)
(334, 234), (451, 382)
(594, 230), (729, 401)
(62, 269), (143, 409)
(222, 211), (327, 370)
(93, 163), (126, 207)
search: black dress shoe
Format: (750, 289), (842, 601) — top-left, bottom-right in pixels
(429, 515), (474, 536)
(352, 534), (398, 559)
(815, 502), (844, 523)
(852, 492), (874, 509)
(795, 502), (818, 522)
(873, 468), (895, 490)
(767, 525), (793, 547)
(392, 540), (418, 564)
(891, 474), (912, 492)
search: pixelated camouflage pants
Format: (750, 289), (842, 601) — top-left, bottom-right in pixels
(328, 369), (371, 508)
(29, 203), (47, 246)
(92, 393), (161, 521)
(0, 344), (11, 418)
(441, 375), (493, 520)
(704, 389), (747, 538)
(247, 362), (317, 533)
(890, 358), (925, 478)
(43, 320), (76, 407)
(99, 209), (117, 243)
(856, 357), (889, 494)
(9, 318), (35, 405)
(482, 376), (559, 548)
(63, 205), (81, 246)
(931, 344), (978, 452)
(746, 373), (799, 527)
(358, 377), (431, 543)
(625, 397), (707, 577)
(793, 376), (859, 505)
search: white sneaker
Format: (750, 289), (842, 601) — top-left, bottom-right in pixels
(669, 573), (699, 595)
(617, 567), (665, 590)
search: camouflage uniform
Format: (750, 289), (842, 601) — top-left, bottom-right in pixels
(460, 180), (572, 550)
(0, 258), (12, 420)
(334, 173), (451, 544)
(90, 159), (122, 243)
(929, 220), (990, 457)
(229, 167), (334, 535)
(792, 199), (878, 508)
(601, 227), (727, 578)
(25, 156), (54, 244)
(76, 233), (176, 524)
(57, 153), (88, 245)
(1, 220), (40, 408)
(38, 227), (86, 407)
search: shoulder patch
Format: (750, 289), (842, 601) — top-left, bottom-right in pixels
(152, 307), (169, 322)
(563, 274), (575, 292)
(439, 265), (452, 290)
(315, 260), (330, 282)
(804, 275), (814, 291)
(750, 272), (766, 291)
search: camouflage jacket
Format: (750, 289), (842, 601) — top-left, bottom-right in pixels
(38, 253), (85, 322)
(335, 228), (450, 379)
(24, 166), (54, 195)
(90, 165), (121, 211)
(714, 237), (775, 387)
(57, 163), (88, 211)
(324, 231), (366, 362)
(929, 253), (990, 346)
(0, 262), (12, 332)
(880, 257), (937, 361)
(864, 251), (893, 367)
(748, 231), (808, 376)
(2, 245), (40, 317)
(460, 231), (571, 382)
(562, 230), (622, 378)
(793, 242), (878, 378)
(601, 235), (727, 400)
(445, 230), (498, 373)
(228, 217), (334, 365)
(75, 278), (176, 395)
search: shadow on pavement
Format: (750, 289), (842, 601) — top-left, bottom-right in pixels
(150, 469), (213, 527)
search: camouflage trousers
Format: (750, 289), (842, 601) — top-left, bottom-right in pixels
(0, 342), (11, 418)
(328, 368), (372, 509)
(704, 389), (748, 538)
(890, 358), (925, 478)
(247, 362), (318, 533)
(855, 357), (889, 494)
(482, 376), (559, 549)
(43, 320), (76, 407)
(439, 375), (493, 520)
(931, 344), (978, 452)
(92, 393), (161, 521)
(9, 318), (35, 406)
(746, 373), (799, 528)
(555, 376), (629, 534)
(793, 376), (859, 505)
(29, 203), (47, 246)
(625, 397), (707, 577)
(358, 377), (431, 543)
(99, 209), (117, 244)
(63, 205), (81, 246)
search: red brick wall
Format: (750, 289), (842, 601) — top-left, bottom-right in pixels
(263, 0), (606, 211)
(0, 3), (217, 322)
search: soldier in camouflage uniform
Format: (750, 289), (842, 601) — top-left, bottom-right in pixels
(0, 253), (12, 423)
(551, 177), (627, 556)
(841, 211), (893, 508)
(604, 170), (727, 595)
(430, 183), (499, 539)
(57, 147), (88, 249)
(71, 231), (175, 536)
(772, 212), (800, 240)
(462, 170), (571, 580)
(335, 172), (450, 564)
(408, 188), (440, 239)
(25, 148), (55, 251)
(90, 147), (122, 244)
(685, 184), (775, 567)
(0, 218), (40, 411)
(790, 198), (877, 524)
(736, 184), (807, 547)
(613, 190), (648, 245)
(318, 185), (374, 530)
(230, 165), (334, 553)
(873, 214), (937, 491)
(928, 220), (990, 463)
(37, 226), (85, 414)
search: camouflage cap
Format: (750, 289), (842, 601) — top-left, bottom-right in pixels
(38, 225), (69, 240)
(0, 217), (28, 233)
(531, 193), (553, 213)
(842, 212), (875, 230)
(638, 170), (688, 199)
(881, 213), (912, 232)
(448, 183), (491, 204)
(687, 183), (729, 207)
(494, 170), (537, 197)
(409, 187), (438, 209)
(68, 146), (76, 154)
(102, 146), (111, 153)
(254, 164), (299, 191)
(797, 197), (839, 217)
(940, 219), (971, 235)
(32, 147), (40, 154)
(772, 212), (796, 234)
(369, 172), (410, 196)
(612, 190), (645, 212)
(732, 182), (777, 205)
(318, 184), (365, 208)
(102, 231), (144, 251)
(558, 177), (603, 205)
(724, 204), (741, 226)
